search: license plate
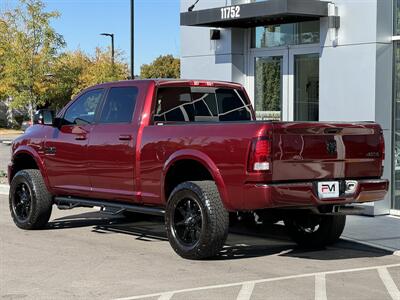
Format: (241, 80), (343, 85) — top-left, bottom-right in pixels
(317, 181), (339, 199)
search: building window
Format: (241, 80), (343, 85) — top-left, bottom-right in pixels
(252, 20), (320, 48)
(294, 54), (319, 121)
(394, 41), (400, 210)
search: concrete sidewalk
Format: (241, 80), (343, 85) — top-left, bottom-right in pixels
(0, 134), (20, 142)
(0, 184), (9, 195)
(342, 215), (400, 253)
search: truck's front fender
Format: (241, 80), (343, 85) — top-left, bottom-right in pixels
(11, 146), (52, 194)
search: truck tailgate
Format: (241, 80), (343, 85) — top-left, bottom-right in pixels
(271, 122), (384, 182)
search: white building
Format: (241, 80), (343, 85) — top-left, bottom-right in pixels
(180, 0), (400, 215)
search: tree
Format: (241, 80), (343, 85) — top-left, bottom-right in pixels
(0, 0), (64, 121)
(140, 55), (180, 79)
(77, 47), (129, 93)
(0, 1), (130, 123)
(44, 48), (129, 109)
(42, 50), (91, 110)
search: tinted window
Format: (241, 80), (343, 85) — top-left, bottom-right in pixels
(100, 87), (138, 123)
(154, 87), (193, 122)
(154, 87), (252, 123)
(216, 89), (252, 121)
(64, 89), (104, 125)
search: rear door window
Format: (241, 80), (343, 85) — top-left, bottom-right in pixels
(99, 87), (138, 123)
(154, 87), (253, 123)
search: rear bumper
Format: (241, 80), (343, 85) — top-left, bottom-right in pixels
(242, 179), (389, 210)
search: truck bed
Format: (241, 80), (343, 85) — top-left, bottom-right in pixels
(139, 120), (386, 211)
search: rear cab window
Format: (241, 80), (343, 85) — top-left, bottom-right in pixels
(153, 86), (253, 123)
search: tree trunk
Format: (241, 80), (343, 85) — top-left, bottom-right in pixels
(6, 97), (15, 128)
(29, 99), (35, 123)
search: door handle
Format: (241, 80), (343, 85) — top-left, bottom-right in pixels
(119, 134), (132, 141)
(75, 134), (87, 140)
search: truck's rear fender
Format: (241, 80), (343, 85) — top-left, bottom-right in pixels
(162, 149), (230, 209)
(10, 146), (52, 193)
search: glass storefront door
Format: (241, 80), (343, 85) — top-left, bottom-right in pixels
(293, 53), (319, 121)
(254, 56), (284, 120)
(249, 46), (319, 121)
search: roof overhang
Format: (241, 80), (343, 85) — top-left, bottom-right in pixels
(180, 0), (329, 28)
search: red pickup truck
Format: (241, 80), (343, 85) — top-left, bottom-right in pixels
(8, 79), (388, 259)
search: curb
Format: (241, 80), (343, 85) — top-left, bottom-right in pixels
(0, 184), (9, 195)
(341, 236), (400, 255)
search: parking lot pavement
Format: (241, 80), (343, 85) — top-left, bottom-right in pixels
(1, 194), (399, 299)
(0, 142), (11, 173)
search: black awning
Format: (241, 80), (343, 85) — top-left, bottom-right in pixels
(180, 0), (328, 28)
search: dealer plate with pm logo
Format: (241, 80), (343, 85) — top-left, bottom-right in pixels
(317, 181), (339, 199)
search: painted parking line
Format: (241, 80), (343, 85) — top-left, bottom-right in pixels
(377, 267), (400, 300)
(236, 282), (255, 300)
(157, 292), (173, 300)
(314, 273), (327, 300)
(113, 263), (400, 300)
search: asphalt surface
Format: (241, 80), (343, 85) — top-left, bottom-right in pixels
(0, 142), (11, 174)
(1, 193), (399, 300)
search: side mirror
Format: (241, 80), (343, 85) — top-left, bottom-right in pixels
(33, 109), (55, 126)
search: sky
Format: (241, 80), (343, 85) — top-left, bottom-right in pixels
(2, 0), (181, 75)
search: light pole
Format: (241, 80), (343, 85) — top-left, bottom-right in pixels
(100, 33), (115, 66)
(130, 0), (134, 79)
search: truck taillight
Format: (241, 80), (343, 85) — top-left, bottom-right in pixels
(248, 136), (271, 172)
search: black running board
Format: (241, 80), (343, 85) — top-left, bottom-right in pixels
(54, 196), (165, 216)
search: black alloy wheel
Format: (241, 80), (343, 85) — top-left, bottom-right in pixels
(9, 169), (53, 229)
(284, 214), (346, 248)
(11, 182), (32, 222)
(165, 181), (229, 259)
(173, 198), (203, 246)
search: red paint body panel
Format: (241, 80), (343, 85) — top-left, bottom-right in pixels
(9, 79), (389, 212)
(87, 123), (137, 201)
(44, 124), (92, 197)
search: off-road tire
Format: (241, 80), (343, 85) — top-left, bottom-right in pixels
(165, 181), (229, 259)
(9, 169), (52, 229)
(284, 214), (346, 248)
